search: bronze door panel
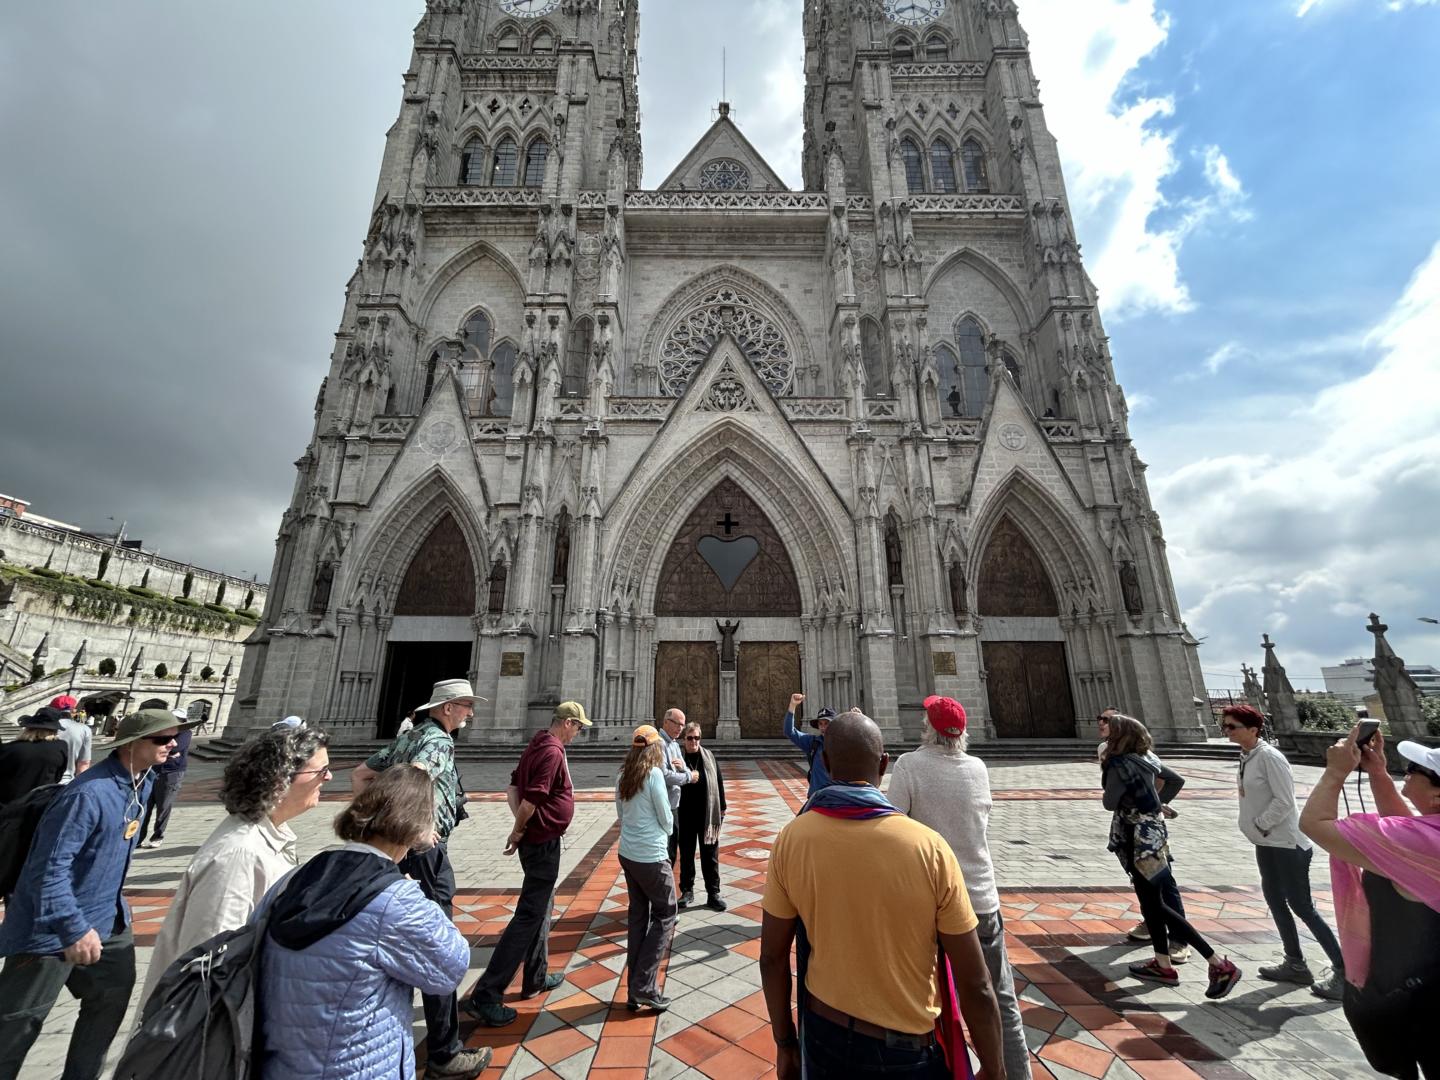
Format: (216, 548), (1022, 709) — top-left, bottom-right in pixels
(654, 642), (719, 737)
(737, 642), (800, 738)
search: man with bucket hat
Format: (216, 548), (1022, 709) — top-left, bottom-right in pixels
(465, 700), (591, 1027)
(350, 678), (490, 1080)
(0, 707), (195, 1080)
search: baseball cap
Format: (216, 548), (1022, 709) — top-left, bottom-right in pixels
(631, 724), (661, 746)
(1397, 741), (1440, 776)
(923, 695), (968, 737)
(49, 695), (79, 712)
(555, 701), (591, 727)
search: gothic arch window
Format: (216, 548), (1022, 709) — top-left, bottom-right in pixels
(496, 26), (521, 52)
(892, 34), (915, 61)
(935, 342), (964, 417)
(489, 340), (517, 417)
(961, 137), (989, 193)
(384, 385), (397, 414)
(925, 34), (949, 61)
(699, 158), (752, 191)
(491, 136), (519, 186)
(523, 137), (550, 187)
(884, 513), (905, 587)
(487, 560), (509, 613)
(1002, 349), (1023, 389)
(530, 26), (555, 52)
(460, 310), (492, 361)
(658, 286), (794, 396)
(900, 138), (924, 194)
(423, 350), (441, 404)
(860, 317), (890, 397)
(929, 138), (958, 194)
(955, 316), (989, 418)
(460, 138), (487, 185)
(564, 317), (593, 397)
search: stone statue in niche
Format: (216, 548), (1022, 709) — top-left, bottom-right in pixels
(1118, 560), (1143, 616)
(310, 561), (336, 615)
(716, 620), (740, 670)
(948, 561), (967, 618)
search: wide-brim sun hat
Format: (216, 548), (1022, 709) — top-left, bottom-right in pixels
(415, 678), (487, 712)
(110, 707), (201, 748)
(1397, 740), (1440, 776)
(19, 712), (63, 733)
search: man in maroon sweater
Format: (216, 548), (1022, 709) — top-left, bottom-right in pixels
(464, 701), (589, 1026)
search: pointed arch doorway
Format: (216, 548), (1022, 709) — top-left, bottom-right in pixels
(652, 479), (801, 737)
(978, 517), (1076, 738)
(375, 513), (477, 737)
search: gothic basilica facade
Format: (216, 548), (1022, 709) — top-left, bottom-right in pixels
(234, 0), (1207, 745)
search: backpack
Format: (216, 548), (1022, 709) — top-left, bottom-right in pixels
(0, 783), (64, 897)
(112, 907), (275, 1080)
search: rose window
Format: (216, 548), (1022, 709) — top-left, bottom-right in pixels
(659, 287), (794, 396)
(698, 158), (752, 191)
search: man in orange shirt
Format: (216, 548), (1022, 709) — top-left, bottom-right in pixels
(759, 710), (1005, 1080)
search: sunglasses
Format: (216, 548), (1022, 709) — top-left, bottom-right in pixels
(1405, 762), (1440, 784)
(684, 735), (701, 742)
(146, 735), (177, 746)
(1221, 723), (1243, 732)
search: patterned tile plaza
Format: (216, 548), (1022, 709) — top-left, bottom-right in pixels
(10, 752), (1383, 1079)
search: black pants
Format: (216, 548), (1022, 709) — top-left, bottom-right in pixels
(1255, 844), (1344, 968)
(802, 1008), (949, 1079)
(399, 844), (462, 1063)
(140, 770), (184, 842)
(1132, 871), (1214, 961)
(470, 838), (561, 1004)
(0, 926), (135, 1080)
(675, 813), (721, 898)
(1344, 981), (1440, 1079)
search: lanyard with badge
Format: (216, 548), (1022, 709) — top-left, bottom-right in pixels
(122, 773), (147, 840)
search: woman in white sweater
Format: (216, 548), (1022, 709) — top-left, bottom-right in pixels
(1222, 704), (1344, 999)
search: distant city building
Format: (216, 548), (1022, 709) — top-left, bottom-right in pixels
(1323, 657), (1440, 701)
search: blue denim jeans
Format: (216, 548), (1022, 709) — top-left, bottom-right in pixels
(802, 1008), (950, 1078)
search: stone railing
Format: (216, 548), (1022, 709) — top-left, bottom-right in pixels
(422, 188), (1021, 216)
(782, 398), (849, 420)
(892, 61), (988, 79)
(622, 190), (829, 212)
(461, 56), (559, 73)
(1039, 418), (1081, 440)
(866, 400), (901, 420)
(904, 193), (1025, 214)
(943, 418), (983, 439)
(370, 417), (415, 439)
(607, 397), (673, 421)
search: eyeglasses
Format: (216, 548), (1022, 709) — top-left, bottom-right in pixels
(146, 735), (177, 746)
(293, 766), (333, 780)
(1405, 762), (1440, 784)
(684, 735), (701, 742)
(1221, 723), (1243, 732)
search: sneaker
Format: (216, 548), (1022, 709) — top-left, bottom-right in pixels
(461, 999), (517, 1027)
(627, 993), (671, 1012)
(1258, 957), (1314, 986)
(706, 895), (727, 912)
(426, 1046), (494, 1078)
(678, 890), (694, 908)
(1205, 958), (1242, 1000)
(1128, 959), (1179, 986)
(520, 972), (564, 999)
(1310, 969), (1346, 1001)
(139, 839), (160, 850)
(1126, 922), (1152, 942)
(1169, 944), (1191, 965)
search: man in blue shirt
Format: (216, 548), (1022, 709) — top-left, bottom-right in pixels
(784, 692), (835, 799)
(0, 707), (189, 1080)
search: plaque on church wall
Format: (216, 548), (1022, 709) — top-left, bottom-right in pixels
(932, 651), (957, 676)
(500, 652), (525, 677)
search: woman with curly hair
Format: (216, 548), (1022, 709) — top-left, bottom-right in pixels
(616, 724), (676, 1012)
(1102, 713), (1241, 999)
(138, 724), (330, 1006)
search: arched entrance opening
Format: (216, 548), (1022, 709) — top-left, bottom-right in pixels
(376, 513), (477, 737)
(978, 516), (1076, 737)
(652, 478), (801, 737)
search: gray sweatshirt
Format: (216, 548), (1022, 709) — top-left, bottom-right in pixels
(889, 745), (1000, 915)
(1236, 741), (1309, 850)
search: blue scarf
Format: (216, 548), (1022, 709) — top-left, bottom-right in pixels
(798, 780), (901, 820)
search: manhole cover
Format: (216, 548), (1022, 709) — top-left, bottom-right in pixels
(738, 848), (771, 860)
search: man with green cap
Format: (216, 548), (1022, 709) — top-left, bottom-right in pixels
(465, 700), (590, 1027)
(0, 707), (192, 1080)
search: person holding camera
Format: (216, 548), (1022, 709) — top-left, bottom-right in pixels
(1301, 726), (1440, 1080)
(1221, 704), (1344, 999)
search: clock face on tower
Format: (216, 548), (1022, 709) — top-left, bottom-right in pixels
(500, 0), (560, 17)
(882, 0), (948, 26)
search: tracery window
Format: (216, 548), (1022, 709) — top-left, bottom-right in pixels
(860, 317), (890, 397)
(491, 137), (519, 186)
(423, 351), (441, 404)
(461, 311), (492, 360)
(523, 138), (550, 187)
(530, 28), (555, 53)
(658, 287), (794, 396)
(935, 343), (963, 417)
(698, 158), (752, 191)
(460, 138), (486, 185)
(497, 28), (521, 52)
(925, 35), (948, 61)
(929, 139), (958, 194)
(563, 317), (593, 397)
(893, 35), (915, 61)
(961, 138), (989, 193)
(955, 316), (989, 418)
(489, 342), (517, 417)
(900, 138), (924, 194)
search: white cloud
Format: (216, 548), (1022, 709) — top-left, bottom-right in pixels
(1149, 239), (1440, 681)
(1298, 0), (1439, 16)
(1202, 341), (1244, 375)
(1024, 2), (1246, 319)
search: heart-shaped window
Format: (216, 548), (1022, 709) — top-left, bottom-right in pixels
(697, 535), (760, 591)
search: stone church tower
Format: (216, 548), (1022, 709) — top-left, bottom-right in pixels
(234, 0), (1207, 744)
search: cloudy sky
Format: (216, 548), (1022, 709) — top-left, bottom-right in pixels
(1, 1), (1437, 689)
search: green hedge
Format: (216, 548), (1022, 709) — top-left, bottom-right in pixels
(127, 585), (161, 599)
(1, 565), (250, 637)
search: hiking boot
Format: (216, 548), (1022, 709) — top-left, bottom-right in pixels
(1205, 958), (1242, 1000)
(1128, 959), (1179, 986)
(627, 992), (671, 1012)
(520, 972), (564, 999)
(1169, 944), (1191, 965)
(706, 895), (727, 912)
(1310, 969), (1346, 1001)
(678, 890), (694, 908)
(461, 999), (517, 1027)
(1126, 922), (1152, 942)
(427, 1046), (494, 1078)
(1258, 957), (1313, 986)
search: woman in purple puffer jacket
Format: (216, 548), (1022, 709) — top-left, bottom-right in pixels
(255, 768), (486, 1079)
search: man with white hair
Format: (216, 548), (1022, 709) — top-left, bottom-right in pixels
(889, 695), (1032, 1080)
